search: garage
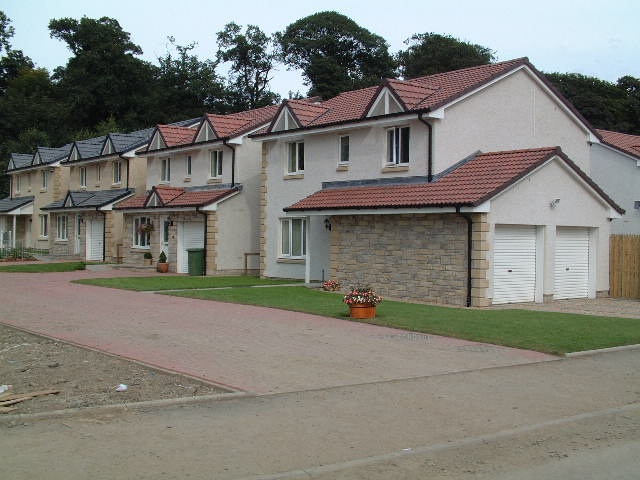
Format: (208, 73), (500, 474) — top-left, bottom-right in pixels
(555, 227), (590, 299)
(178, 222), (204, 273)
(493, 225), (538, 304)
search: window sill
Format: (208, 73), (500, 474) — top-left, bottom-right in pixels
(159, 181), (170, 185)
(381, 165), (409, 173)
(111, 183), (122, 188)
(80, 186), (87, 190)
(131, 246), (151, 251)
(183, 177), (192, 182)
(277, 257), (306, 264)
(55, 239), (68, 243)
(284, 174), (304, 180)
(336, 164), (349, 172)
(94, 184), (101, 188)
(207, 178), (222, 184)
(40, 188), (47, 193)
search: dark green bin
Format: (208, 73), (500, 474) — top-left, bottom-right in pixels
(187, 248), (205, 276)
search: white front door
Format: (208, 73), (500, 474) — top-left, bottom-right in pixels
(493, 225), (537, 304)
(555, 227), (590, 300)
(177, 222), (204, 273)
(86, 218), (104, 261)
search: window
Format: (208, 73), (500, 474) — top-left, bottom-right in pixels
(41, 170), (49, 190)
(96, 165), (101, 182)
(113, 161), (122, 184)
(186, 155), (192, 177)
(161, 158), (171, 182)
(287, 142), (304, 174)
(39, 214), (48, 238)
(280, 218), (306, 258)
(15, 175), (20, 193)
(27, 173), (31, 187)
(56, 215), (68, 240)
(210, 150), (223, 178)
(163, 219), (170, 245)
(386, 126), (410, 165)
(80, 167), (87, 187)
(134, 216), (152, 248)
(339, 136), (350, 164)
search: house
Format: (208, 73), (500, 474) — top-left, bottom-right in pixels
(253, 58), (623, 306)
(39, 128), (156, 262)
(114, 105), (279, 274)
(0, 147), (71, 250)
(591, 129), (640, 234)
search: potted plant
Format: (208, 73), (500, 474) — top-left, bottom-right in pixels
(157, 251), (169, 273)
(143, 251), (153, 266)
(343, 285), (383, 319)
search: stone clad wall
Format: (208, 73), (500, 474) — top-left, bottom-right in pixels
(328, 214), (470, 306)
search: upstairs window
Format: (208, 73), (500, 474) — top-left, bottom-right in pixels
(41, 170), (49, 190)
(96, 165), (101, 182)
(280, 218), (306, 258)
(15, 175), (20, 193)
(386, 126), (410, 165)
(113, 161), (122, 184)
(210, 150), (223, 178)
(287, 141), (304, 174)
(80, 167), (87, 187)
(339, 136), (350, 164)
(161, 158), (171, 182)
(186, 155), (192, 177)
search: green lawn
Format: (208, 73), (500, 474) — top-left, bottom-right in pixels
(0, 261), (87, 272)
(164, 286), (640, 355)
(72, 275), (301, 291)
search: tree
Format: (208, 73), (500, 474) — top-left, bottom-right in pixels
(216, 23), (280, 112)
(0, 10), (14, 54)
(276, 11), (396, 99)
(617, 76), (640, 134)
(49, 16), (159, 131)
(155, 37), (226, 120)
(397, 33), (495, 79)
(546, 72), (636, 133)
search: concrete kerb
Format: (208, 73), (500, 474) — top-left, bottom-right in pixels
(566, 343), (640, 357)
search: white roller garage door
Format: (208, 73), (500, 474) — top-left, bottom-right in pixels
(86, 218), (104, 261)
(555, 227), (589, 300)
(178, 222), (205, 274)
(493, 225), (537, 304)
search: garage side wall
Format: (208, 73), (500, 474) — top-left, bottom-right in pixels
(329, 214), (468, 306)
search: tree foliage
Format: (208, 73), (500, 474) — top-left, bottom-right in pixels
(276, 11), (396, 99)
(397, 33), (495, 79)
(216, 23), (280, 112)
(546, 72), (640, 134)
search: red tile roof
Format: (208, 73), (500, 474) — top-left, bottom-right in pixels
(285, 147), (623, 213)
(204, 104), (281, 139)
(157, 125), (196, 147)
(115, 186), (237, 210)
(596, 129), (640, 159)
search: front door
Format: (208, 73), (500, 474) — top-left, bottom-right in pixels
(86, 218), (104, 261)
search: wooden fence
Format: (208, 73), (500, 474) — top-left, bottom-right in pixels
(610, 235), (640, 298)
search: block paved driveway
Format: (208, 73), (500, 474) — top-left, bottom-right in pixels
(0, 269), (555, 394)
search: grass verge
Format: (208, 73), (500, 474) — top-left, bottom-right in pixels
(164, 286), (640, 355)
(0, 261), (86, 273)
(72, 275), (301, 291)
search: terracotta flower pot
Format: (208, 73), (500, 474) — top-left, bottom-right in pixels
(157, 262), (169, 273)
(349, 303), (377, 319)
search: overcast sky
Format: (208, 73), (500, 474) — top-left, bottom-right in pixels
(3, 0), (639, 97)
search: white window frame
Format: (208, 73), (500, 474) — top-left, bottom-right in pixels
(56, 215), (68, 241)
(41, 170), (49, 190)
(386, 126), (410, 165)
(15, 175), (20, 193)
(280, 217), (307, 258)
(133, 216), (152, 248)
(339, 135), (350, 165)
(39, 214), (48, 238)
(80, 167), (87, 187)
(186, 155), (192, 177)
(113, 161), (122, 184)
(287, 141), (305, 174)
(160, 157), (171, 182)
(210, 150), (223, 178)
(96, 164), (101, 182)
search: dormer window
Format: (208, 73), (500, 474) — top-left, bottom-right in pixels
(386, 127), (410, 165)
(161, 158), (171, 182)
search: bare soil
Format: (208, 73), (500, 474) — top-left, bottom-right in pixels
(0, 323), (230, 415)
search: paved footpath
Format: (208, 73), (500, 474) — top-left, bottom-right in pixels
(0, 270), (554, 394)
